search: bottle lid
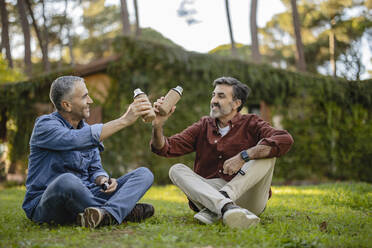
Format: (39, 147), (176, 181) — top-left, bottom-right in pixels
(134, 88), (144, 98)
(173, 85), (183, 95)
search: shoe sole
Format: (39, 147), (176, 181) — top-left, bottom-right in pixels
(223, 209), (260, 229)
(84, 207), (103, 228)
(194, 213), (216, 224)
(77, 213), (85, 227)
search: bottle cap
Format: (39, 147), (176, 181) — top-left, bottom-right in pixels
(134, 88), (144, 98)
(173, 86), (183, 95)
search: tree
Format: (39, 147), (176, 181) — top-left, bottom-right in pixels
(250, 0), (261, 63)
(0, 0), (13, 68)
(17, 0), (32, 76)
(259, 0), (372, 79)
(224, 0), (237, 57)
(290, 0), (306, 71)
(177, 0), (200, 25)
(133, 0), (141, 36)
(40, 0), (50, 72)
(24, 0), (50, 72)
(120, 0), (130, 36)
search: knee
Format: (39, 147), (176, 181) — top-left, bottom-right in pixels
(168, 163), (188, 181)
(52, 173), (82, 193)
(136, 167), (154, 185)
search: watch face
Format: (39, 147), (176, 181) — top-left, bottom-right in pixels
(241, 151), (249, 161)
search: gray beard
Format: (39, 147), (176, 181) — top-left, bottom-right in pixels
(210, 108), (221, 118)
(210, 104), (233, 118)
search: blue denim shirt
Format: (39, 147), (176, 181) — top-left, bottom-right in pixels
(22, 111), (108, 219)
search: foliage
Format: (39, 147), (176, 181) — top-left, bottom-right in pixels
(209, 43), (252, 61)
(0, 69), (72, 172)
(212, 0), (372, 80)
(0, 183), (371, 247)
(0, 57), (25, 84)
(1, 37), (372, 183)
(259, 0), (372, 79)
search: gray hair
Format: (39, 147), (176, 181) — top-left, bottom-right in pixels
(49, 76), (84, 111)
(213, 77), (251, 112)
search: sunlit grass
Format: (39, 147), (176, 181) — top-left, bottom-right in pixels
(0, 182), (371, 248)
(143, 185), (188, 203)
(273, 187), (328, 195)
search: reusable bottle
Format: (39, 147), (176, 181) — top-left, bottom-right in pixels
(133, 88), (156, 122)
(158, 86), (183, 116)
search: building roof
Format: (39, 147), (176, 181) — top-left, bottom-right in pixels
(73, 55), (120, 77)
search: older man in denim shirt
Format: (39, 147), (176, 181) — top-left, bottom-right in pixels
(22, 76), (155, 228)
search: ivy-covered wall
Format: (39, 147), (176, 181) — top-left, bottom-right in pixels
(1, 36), (371, 183)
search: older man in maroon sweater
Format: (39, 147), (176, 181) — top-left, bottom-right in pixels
(151, 77), (294, 228)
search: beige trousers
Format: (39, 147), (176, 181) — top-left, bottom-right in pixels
(169, 158), (276, 216)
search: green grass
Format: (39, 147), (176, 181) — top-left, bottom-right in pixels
(0, 183), (371, 248)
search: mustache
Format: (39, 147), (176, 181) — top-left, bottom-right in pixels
(211, 103), (220, 108)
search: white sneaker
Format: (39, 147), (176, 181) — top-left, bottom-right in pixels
(194, 208), (221, 224)
(223, 207), (260, 229)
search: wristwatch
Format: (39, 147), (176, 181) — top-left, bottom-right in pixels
(240, 150), (250, 162)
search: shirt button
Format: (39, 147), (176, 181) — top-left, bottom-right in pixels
(214, 140), (217, 143)
(218, 155), (222, 159)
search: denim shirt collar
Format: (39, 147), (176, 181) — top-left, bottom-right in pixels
(53, 111), (85, 129)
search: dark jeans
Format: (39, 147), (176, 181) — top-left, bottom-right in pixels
(31, 167), (154, 225)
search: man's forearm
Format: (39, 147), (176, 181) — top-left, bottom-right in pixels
(151, 125), (165, 149)
(100, 118), (128, 141)
(247, 145), (272, 159)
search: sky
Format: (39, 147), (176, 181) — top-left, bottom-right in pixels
(10, 0), (370, 79)
(113, 0), (370, 79)
(126, 0), (287, 53)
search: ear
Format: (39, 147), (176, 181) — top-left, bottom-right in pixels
(233, 99), (242, 110)
(61, 100), (72, 112)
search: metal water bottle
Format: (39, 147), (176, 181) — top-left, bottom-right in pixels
(133, 88), (156, 122)
(158, 86), (183, 116)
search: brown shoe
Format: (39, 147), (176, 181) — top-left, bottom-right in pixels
(83, 207), (115, 228)
(124, 203), (154, 222)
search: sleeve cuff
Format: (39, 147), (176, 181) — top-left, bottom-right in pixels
(92, 171), (109, 183)
(259, 138), (279, 157)
(150, 138), (169, 156)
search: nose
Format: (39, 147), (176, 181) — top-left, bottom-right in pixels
(211, 95), (218, 104)
(87, 95), (93, 104)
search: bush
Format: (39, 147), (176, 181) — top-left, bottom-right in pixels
(1, 36), (371, 184)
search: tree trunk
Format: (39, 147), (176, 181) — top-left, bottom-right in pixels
(120, 0), (130, 36)
(17, 0), (32, 76)
(290, 0), (306, 72)
(0, 0), (13, 68)
(224, 0), (237, 57)
(25, 0), (50, 72)
(133, 0), (141, 36)
(65, 0), (74, 65)
(41, 0), (50, 72)
(250, 0), (261, 63)
(57, 0), (69, 69)
(67, 28), (75, 65)
(0, 108), (7, 141)
(329, 21), (336, 77)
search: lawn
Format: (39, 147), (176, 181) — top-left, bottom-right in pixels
(0, 183), (371, 248)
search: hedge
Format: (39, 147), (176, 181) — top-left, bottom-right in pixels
(1, 36), (371, 183)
